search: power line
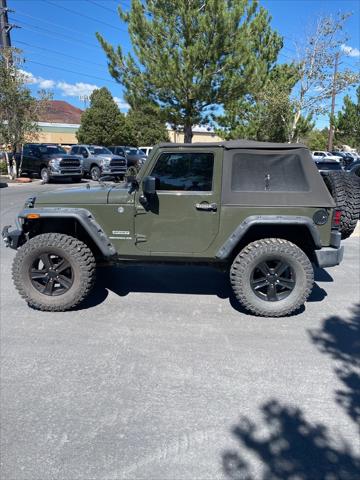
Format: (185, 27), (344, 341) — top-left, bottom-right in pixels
(43, 0), (127, 32)
(11, 19), (101, 50)
(25, 59), (119, 85)
(17, 40), (107, 69)
(85, 0), (121, 13)
(13, 9), (99, 41)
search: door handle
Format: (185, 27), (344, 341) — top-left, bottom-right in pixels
(195, 202), (217, 212)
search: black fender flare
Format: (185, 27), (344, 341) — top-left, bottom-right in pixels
(18, 207), (116, 257)
(215, 215), (322, 259)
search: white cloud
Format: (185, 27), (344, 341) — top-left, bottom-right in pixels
(39, 79), (56, 89)
(113, 96), (130, 110)
(18, 70), (128, 108)
(57, 81), (99, 97)
(340, 44), (360, 57)
(19, 69), (55, 88)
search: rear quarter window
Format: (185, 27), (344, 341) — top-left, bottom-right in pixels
(231, 152), (309, 192)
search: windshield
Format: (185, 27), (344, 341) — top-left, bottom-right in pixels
(126, 148), (143, 155)
(39, 146), (66, 155)
(88, 147), (111, 155)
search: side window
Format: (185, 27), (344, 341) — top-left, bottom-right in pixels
(23, 145), (31, 156)
(151, 152), (214, 191)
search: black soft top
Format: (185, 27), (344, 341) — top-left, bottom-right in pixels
(157, 140), (334, 208)
(157, 140), (307, 150)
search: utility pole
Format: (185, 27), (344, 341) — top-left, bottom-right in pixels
(0, 0), (12, 48)
(328, 52), (339, 151)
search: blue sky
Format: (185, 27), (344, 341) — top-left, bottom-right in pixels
(8, 0), (360, 129)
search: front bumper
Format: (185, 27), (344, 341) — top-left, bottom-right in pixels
(49, 169), (83, 177)
(2, 225), (24, 249)
(102, 168), (126, 175)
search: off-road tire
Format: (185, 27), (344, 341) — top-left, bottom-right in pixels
(322, 171), (359, 239)
(90, 166), (101, 181)
(345, 173), (360, 231)
(230, 238), (314, 317)
(40, 167), (50, 184)
(12, 233), (96, 311)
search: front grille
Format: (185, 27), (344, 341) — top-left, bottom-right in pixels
(60, 158), (81, 168)
(110, 159), (126, 167)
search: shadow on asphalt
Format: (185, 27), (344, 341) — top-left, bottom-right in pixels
(221, 304), (360, 479)
(78, 264), (332, 314)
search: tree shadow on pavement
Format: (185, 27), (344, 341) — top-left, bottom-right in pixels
(222, 305), (360, 479)
(310, 303), (360, 429)
(81, 264), (330, 313)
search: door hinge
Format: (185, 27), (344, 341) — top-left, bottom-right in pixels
(135, 234), (147, 244)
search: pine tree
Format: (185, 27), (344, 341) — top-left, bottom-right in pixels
(125, 104), (169, 146)
(76, 87), (128, 145)
(335, 87), (360, 149)
(97, 0), (282, 143)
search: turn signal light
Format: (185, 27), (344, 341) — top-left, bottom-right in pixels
(332, 209), (341, 228)
(26, 213), (40, 219)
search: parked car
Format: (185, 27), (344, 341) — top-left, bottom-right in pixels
(139, 146), (153, 156)
(16, 144), (83, 183)
(70, 145), (126, 181)
(5, 140), (360, 317)
(108, 146), (147, 173)
(330, 151), (355, 168)
(312, 151), (342, 162)
(347, 160), (360, 177)
(314, 159), (343, 173)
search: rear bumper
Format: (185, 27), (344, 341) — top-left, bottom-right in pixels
(314, 245), (344, 268)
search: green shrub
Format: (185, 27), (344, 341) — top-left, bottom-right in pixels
(0, 159), (8, 175)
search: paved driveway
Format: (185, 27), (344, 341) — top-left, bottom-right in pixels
(1, 181), (359, 480)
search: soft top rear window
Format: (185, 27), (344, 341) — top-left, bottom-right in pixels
(231, 151), (309, 192)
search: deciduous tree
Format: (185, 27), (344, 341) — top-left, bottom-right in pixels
(0, 49), (51, 176)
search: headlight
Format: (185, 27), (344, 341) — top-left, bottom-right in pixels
(49, 158), (61, 167)
(99, 158), (110, 166)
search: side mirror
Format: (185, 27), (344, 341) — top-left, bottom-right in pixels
(83, 151), (89, 158)
(143, 176), (156, 195)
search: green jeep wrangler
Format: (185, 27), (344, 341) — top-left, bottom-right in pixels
(3, 140), (353, 317)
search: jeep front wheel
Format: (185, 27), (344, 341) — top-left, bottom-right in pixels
(230, 238), (313, 317)
(12, 233), (96, 311)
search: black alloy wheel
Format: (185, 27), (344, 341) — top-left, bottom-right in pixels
(250, 259), (295, 302)
(30, 252), (73, 296)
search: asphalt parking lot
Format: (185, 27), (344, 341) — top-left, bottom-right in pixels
(1, 180), (359, 480)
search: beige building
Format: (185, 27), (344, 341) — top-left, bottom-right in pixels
(37, 100), (223, 145)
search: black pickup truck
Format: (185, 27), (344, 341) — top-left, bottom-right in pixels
(16, 144), (83, 183)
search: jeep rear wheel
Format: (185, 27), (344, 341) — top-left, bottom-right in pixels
(12, 233), (96, 311)
(230, 238), (314, 317)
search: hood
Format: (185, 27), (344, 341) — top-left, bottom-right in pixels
(35, 185), (111, 205)
(94, 154), (123, 161)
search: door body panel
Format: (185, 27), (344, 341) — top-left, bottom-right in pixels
(134, 148), (222, 255)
